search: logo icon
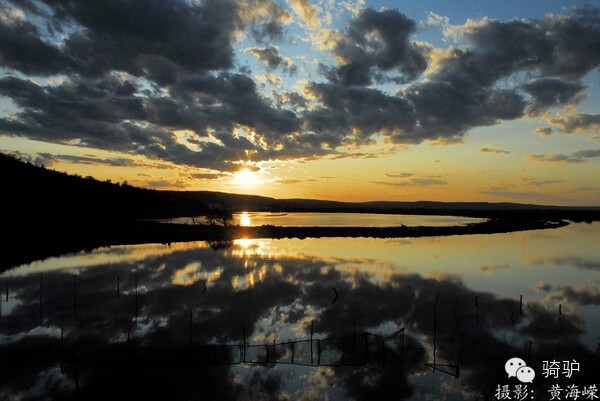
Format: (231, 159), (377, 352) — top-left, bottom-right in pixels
(505, 357), (535, 383)
(516, 366), (535, 383)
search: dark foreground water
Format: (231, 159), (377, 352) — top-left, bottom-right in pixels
(1, 222), (599, 400)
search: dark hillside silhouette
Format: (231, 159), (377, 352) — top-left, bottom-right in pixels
(2, 153), (213, 223)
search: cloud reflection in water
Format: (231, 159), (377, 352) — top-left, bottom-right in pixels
(0, 226), (599, 400)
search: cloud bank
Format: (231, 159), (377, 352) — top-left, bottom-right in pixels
(1, 2), (600, 172)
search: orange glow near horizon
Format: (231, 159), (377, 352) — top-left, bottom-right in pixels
(1, 135), (599, 206)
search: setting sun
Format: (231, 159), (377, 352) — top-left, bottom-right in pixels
(233, 168), (262, 187)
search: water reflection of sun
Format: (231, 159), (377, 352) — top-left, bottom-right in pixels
(240, 212), (251, 226)
(237, 238), (252, 249)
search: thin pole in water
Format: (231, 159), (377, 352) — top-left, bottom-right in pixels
(189, 310), (193, 348)
(242, 325), (246, 363)
(454, 297), (459, 331)
(433, 291), (439, 372)
(310, 320), (314, 365)
(475, 295), (479, 328)
(60, 327), (64, 374)
(520, 295), (523, 316)
(134, 272), (138, 329)
(39, 273), (43, 326)
(73, 275), (77, 322)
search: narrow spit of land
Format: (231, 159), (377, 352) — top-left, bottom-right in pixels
(2, 217), (570, 271)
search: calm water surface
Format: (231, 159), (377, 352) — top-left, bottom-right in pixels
(1, 222), (598, 400)
(163, 212), (486, 227)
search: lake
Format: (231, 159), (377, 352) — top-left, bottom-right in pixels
(1, 221), (598, 400)
(162, 211), (486, 227)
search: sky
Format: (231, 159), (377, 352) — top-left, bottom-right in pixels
(0, 0), (599, 205)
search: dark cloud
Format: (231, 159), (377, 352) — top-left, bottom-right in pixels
(36, 153), (139, 168)
(548, 112), (600, 134)
(574, 186), (600, 192)
(572, 149), (600, 158)
(524, 179), (562, 186)
(276, 179), (302, 184)
(520, 303), (584, 340)
(479, 147), (510, 155)
(250, 46), (285, 69)
(251, 19), (286, 43)
(533, 126), (553, 136)
(371, 177), (447, 187)
(478, 264), (509, 272)
(304, 82), (416, 144)
(529, 256), (600, 270)
(461, 11), (600, 80)
(0, 10), (70, 75)
(191, 172), (229, 180)
(0, 0), (244, 78)
(386, 172), (413, 178)
(401, 80), (526, 144)
(527, 149), (600, 164)
(523, 78), (585, 116)
(326, 8), (427, 85)
(534, 282), (552, 292)
(248, 46), (297, 74)
(547, 285), (600, 306)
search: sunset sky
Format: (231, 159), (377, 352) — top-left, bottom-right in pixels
(1, 0), (599, 205)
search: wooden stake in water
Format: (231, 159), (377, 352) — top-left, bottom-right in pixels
(310, 320), (314, 365)
(353, 322), (357, 355)
(242, 325), (246, 363)
(73, 276), (77, 322)
(189, 310), (193, 348)
(520, 295), (523, 316)
(39, 273), (43, 326)
(60, 327), (64, 374)
(454, 297), (459, 331)
(433, 291), (439, 372)
(474, 295), (479, 328)
(134, 272), (138, 329)
(117, 275), (120, 300)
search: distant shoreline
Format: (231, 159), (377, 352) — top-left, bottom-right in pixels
(3, 218), (571, 271)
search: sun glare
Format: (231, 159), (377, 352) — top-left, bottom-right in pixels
(233, 168), (262, 187)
